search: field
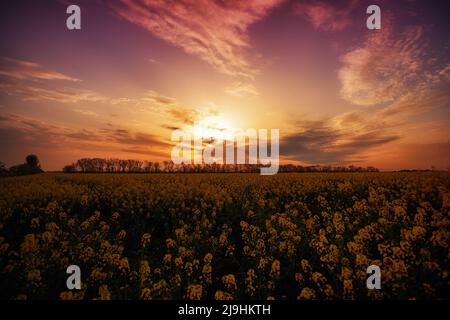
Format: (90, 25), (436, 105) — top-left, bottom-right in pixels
(0, 172), (449, 300)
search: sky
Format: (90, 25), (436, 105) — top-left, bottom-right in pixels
(0, 0), (449, 171)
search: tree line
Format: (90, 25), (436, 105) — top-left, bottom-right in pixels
(62, 158), (380, 173)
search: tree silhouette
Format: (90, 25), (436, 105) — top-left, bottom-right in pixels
(0, 161), (8, 176)
(63, 164), (77, 173)
(9, 155), (43, 176)
(26, 154), (40, 168)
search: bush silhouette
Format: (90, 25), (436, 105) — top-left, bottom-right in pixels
(26, 154), (40, 168)
(0, 161), (8, 176)
(9, 155), (43, 176)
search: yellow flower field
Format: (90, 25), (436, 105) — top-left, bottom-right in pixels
(0, 172), (448, 300)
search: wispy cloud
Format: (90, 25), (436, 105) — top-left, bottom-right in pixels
(72, 109), (98, 117)
(166, 107), (218, 126)
(101, 127), (169, 148)
(377, 78), (450, 119)
(142, 90), (177, 106)
(337, 12), (450, 123)
(0, 60), (179, 107)
(282, 115), (399, 164)
(110, 90), (176, 107)
(0, 57), (106, 104)
(110, 0), (284, 80)
(0, 82), (106, 103)
(0, 57), (80, 81)
(338, 19), (427, 106)
(283, 59), (450, 165)
(283, 55), (450, 165)
(110, 90), (178, 116)
(0, 113), (170, 161)
(225, 81), (259, 97)
(148, 58), (161, 64)
(294, 0), (358, 32)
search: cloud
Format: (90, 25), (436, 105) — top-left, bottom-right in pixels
(110, 0), (284, 79)
(294, 0), (358, 32)
(0, 57), (106, 104)
(285, 48), (450, 165)
(72, 109), (98, 117)
(166, 107), (199, 126)
(162, 125), (181, 131)
(142, 90), (177, 106)
(282, 117), (399, 164)
(148, 58), (161, 64)
(377, 79), (450, 119)
(333, 14), (450, 168)
(0, 113), (61, 133)
(1, 73), (179, 108)
(338, 20), (426, 106)
(0, 82), (106, 103)
(282, 59), (450, 165)
(340, 28), (450, 119)
(225, 81), (259, 97)
(0, 113), (170, 166)
(0, 57), (80, 81)
(166, 107), (218, 126)
(101, 128), (169, 148)
(110, 90), (177, 114)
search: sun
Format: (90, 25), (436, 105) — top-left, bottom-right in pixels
(191, 115), (236, 141)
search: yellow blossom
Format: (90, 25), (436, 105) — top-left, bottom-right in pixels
(270, 259), (281, 278)
(117, 230), (126, 240)
(141, 288), (152, 300)
(222, 274), (237, 291)
(98, 285), (111, 300)
(298, 287), (316, 300)
(141, 233), (151, 248)
(204, 253), (213, 264)
(186, 284), (203, 300)
(214, 290), (234, 300)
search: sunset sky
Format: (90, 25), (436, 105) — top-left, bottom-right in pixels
(0, 0), (449, 170)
